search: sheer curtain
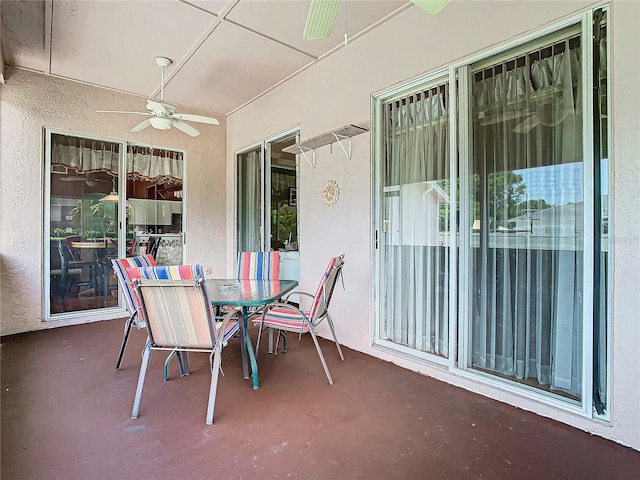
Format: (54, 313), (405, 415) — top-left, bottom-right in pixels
(471, 37), (584, 397)
(237, 148), (262, 252)
(381, 83), (450, 357)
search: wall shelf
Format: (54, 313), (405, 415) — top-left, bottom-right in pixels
(282, 124), (368, 169)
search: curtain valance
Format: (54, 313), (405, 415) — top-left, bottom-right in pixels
(51, 135), (183, 183)
(127, 145), (183, 183)
(51, 134), (120, 174)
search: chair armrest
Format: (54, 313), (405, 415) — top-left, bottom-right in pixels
(260, 302), (312, 335)
(282, 291), (314, 303)
(215, 307), (242, 350)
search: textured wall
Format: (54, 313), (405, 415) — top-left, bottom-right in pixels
(226, 1), (640, 450)
(0, 68), (227, 335)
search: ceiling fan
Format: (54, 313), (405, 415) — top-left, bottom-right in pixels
(97, 57), (219, 137)
(60, 172), (110, 187)
(512, 87), (574, 134)
(303, 0), (451, 40)
(477, 86), (577, 134)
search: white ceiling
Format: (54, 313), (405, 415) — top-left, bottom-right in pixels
(1, 0), (411, 117)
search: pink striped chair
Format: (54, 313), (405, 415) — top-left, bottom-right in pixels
(111, 255), (157, 370)
(130, 270), (242, 425)
(253, 254), (345, 385)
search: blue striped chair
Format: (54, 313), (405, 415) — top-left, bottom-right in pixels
(253, 254), (345, 385)
(111, 255), (157, 370)
(130, 271), (242, 425)
(236, 251), (283, 353)
(237, 251), (280, 280)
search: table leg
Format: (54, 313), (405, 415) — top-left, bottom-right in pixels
(238, 308), (249, 380)
(243, 306), (259, 389)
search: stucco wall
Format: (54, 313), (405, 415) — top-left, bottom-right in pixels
(226, 1), (639, 450)
(0, 68), (227, 335)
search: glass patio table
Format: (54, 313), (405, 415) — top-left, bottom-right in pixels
(206, 278), (298, 389)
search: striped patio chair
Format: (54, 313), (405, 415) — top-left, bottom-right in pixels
(127, 265), (240, 381)
(237, 251), (280, 280)
(111, 255), (157, 370)
(130, 274), (243, 425)
(236, 251), (285, 352)
(253, 254), (345, 385)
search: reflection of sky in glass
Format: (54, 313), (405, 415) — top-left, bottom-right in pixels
(514, 162), (609, 206)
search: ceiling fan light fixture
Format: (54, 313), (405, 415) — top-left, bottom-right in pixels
(149, 116), (173, 130)
(303, 0), (340, 40)
(411, 0), (451, 15)
(100, 192), (119, 202)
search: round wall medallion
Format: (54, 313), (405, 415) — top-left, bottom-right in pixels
(322, 180), (340, 206)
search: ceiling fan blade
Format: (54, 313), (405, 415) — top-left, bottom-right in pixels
(130, 119), (152, 133)
(479, 109), (533, 126)
(410, 0), (451, 15)
(513, 115), (540, 134)
(60, 176), (89, 182)
(173, 121), (200, 137)
(172, 113), (219, 125)
(303, 0), (340, 40)
(96, 110), (152, 115)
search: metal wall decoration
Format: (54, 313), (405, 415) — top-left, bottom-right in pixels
(322, 180), (340, 206)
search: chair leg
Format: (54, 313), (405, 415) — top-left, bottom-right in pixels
(206, 348), (223, 425)
(273, 330), (287, 355)
(131, 341), (151, 419)
(255, 320), (264, 355)
(309, 329), (333, 386)
(115, 314), (135, 370)
(179, 351), (190, 376)
(325, 313), (344, 361)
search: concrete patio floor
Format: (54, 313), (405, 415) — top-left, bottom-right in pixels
(2, 319), (639, 479)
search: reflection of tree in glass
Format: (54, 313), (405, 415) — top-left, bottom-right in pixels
(436, 173), (551, 231)
(482, 171), (550, 229)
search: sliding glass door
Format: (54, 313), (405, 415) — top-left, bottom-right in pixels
(236, 130), (300, 280)
(373, 8), (609, 414)
(46, 133), (122, 315)
(45, 132), (186, 320)
(469, 27), (584, 400)
(375, 78), (452, 361)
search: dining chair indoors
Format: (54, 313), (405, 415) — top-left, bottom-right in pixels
(111, 255), (157, 370)
(130, 273), (243, 425)
(57, 239), (96, 299)
(253, 254), (345, 385)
